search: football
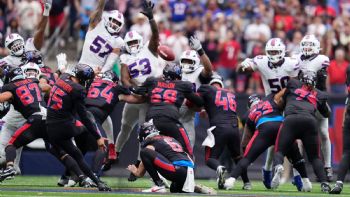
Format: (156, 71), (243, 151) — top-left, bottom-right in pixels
(158, 45), (175, 61)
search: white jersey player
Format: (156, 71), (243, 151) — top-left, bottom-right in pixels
(237, 38), (307, 190)
(114, 1), (166, 181)
(178, 36), (214, 147)
(295, 34), (332, 181)
(0, 0), (52, 174)
(78, 0), (124, 163)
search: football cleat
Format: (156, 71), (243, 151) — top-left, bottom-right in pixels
(0, 166), (16, 182)
(142, 185), (166, 193)
(329, 181), (343, 194)
(321, 182), (331, 193)
(223, 177), (236, 190)
(97, 181), (111, 191)
(242, 182), (252, 190)
(262, 168), (272, 189)
(216, 166), (226, 189)
(301, 178), (312, 192)
(57, 175), (68, 187)
(292, 175), (303, 191)
(271, 165), (284, 189)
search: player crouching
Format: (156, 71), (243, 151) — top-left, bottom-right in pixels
(127, 120), (195, 193)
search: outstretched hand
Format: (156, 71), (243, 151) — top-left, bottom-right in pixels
(141, 0), (155, 20)
(189, 35), (202, 51)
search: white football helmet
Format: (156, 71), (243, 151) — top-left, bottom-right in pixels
(124, 31), (143, 54)
(300, 34), (320, 56)
(5, 33), (25, 57)
(22, 62), (41, 79)
(179, 50), (200, 73)
(102, 10), (124, 34)
(265, 38), (286, 64)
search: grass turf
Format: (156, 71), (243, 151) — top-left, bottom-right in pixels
(0, 176), (349, 196)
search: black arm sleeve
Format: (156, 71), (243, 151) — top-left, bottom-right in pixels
(185, 92), (204, 107)
(317, 90), (330, 118)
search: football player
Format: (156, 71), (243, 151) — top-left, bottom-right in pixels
(0, 0), (52, 174)
(271, 71), (331, 192)
(46, 64), (111, 191)
(295, 34), (332, 181)
(179, 36), (213, 147)
(237, 38), (301, 189)
(127, 120), (195, 193)
(194, 76), (250, 190)
(114, 0), (165, 177)
(224, 94), (310, 191)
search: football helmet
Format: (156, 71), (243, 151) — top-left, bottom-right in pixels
(300, 34), (320, 57)
(124, 31), (143, 54)
(22, 62), (41, 79)
(102, 10), (124, 34)
(265, 38), (286, 64)
(5, 34), (25, 57)
(179, 50), (200, 73)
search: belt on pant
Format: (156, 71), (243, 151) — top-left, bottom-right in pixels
(256, 116), (284, 128)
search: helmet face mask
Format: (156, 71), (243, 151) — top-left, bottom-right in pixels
(103, 11), (124, 34)
(124, 31), (143, 54)
(248, 94), (261, 109)
(8, 39), (24, 56)
(300, 71), (317, 88)
(8, 67), (25, 82)
(300, 35), (320, 57)
(138, 119), (159, 143)
(180, 50), (200, 74)
(101, 70), (119, 83)
(22, 62), (41, 79)
(265, 38), (285, 64)
(163, 63), (182, 80)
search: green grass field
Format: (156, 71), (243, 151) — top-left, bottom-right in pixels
(0, 176), (349, 196)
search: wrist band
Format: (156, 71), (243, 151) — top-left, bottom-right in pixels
(197, 48), (205, 56)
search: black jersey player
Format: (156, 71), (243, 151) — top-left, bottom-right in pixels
(195, 76), (250, 189)
(224, 93), (309, 191)
(330, 66), (350, 194)
(127, 120), (195, 193)
(133, 63), (203, 157)
(272, 71), (331, 192)
(46, 64), (111, 191)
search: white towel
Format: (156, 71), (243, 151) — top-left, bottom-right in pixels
(182, 167), (195, 193)
(202, 126), (216, 148)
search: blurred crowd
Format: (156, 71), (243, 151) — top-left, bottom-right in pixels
(1, 0), (350, 94)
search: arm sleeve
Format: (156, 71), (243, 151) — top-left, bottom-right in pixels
(198, 71), (212, 84)
(316, 68), (328, 91)
(317, 90), (330, 118)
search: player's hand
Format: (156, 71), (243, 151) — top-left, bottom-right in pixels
(42, 0), (52, 16)
(189, 35), (202, 51)
(97, 137), (107, 151)
(56, 53), (67, 72)
(240, 58), (253, 71)
(141, 0), (155, 20)
(126, 164), (138, 176)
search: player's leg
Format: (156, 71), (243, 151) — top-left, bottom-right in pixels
(153, 117), (193, 157)
(179, 105), (196, 148)
(286, 142), (309, 191)
(330, 115), (350, 194)
(102, 116), (116, 161)
(115, 103), (139, 154)
(301, 118), (330, 192)
(262, 146), (274, 188)
(317, 114), (332, 181)
(272, 117), (298, 189)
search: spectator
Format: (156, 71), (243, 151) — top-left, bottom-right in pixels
(49, 0), (68, 35)
(169, 0), (188, 30)
(166, 27), (189, 61)
(130, 13), (151, 41)
(307, 16), (327, 38)
(76, 5), (92, 59)
(287, 31), (303, 55)
(16, 0), (42, 40)
(217, 30), (240, 81)
(158, 20), (171, 44)
(202, 30), (219, 65)
(327, 48), (349, 94)
(244, 13), (271, 56)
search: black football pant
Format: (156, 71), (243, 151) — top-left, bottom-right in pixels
(140, 148), (188, 193)
(231, 121), (307, 179)
(336, 115), (350, 182)
(152, 116), (193, 157)
(274, 114), (326, 182)
(47, 121), (100, 184)
(204, 125), (249, 183)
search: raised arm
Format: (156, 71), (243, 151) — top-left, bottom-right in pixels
(140, 0), (159, 55)
(121, 64), (133, 88)
(189, 36), (213, 77)
(89, 0), (106, 30)
(33, 0), (52, 50)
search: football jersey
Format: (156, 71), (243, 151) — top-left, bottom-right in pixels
(197, 84), (238, 126)
(143, 77), (200, 120)
(40, 66), (56, 86)
(246, 94), (282, 130)
(120, 43), (165, 86)
(85, 78), (130, 122)
(1, 78), (45, 119)
(283, 79), (327, 117)
(0, 38), (38, 68)
(142, 135), (192, 163)
(295, 54), (330, 91)
(251, 56), (300, 95)
(79, 18), (124, 70)
(47, 74), (86, 123)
